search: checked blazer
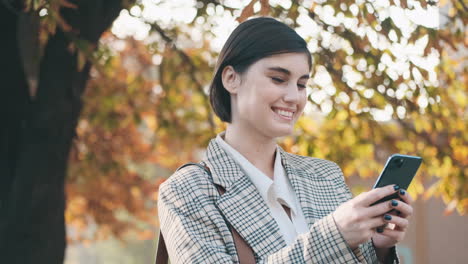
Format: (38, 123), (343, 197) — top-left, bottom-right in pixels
(158, 138), (397, 263)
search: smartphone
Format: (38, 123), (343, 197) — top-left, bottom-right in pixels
(371, 154), (422, 205)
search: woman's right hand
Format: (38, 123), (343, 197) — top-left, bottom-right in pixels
(332, 185), (401, 249)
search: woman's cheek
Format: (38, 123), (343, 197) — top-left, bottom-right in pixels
(298, 94), (307, 114)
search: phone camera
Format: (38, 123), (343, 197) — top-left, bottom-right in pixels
(394, 158), (404, 168)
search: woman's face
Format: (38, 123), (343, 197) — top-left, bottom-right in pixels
(227, 52), (310, 139)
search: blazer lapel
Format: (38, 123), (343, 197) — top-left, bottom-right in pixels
(203, 139), (287, 258)
(279, 148), (317, 228)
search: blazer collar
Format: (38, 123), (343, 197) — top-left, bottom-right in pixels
(201, 139), (317, 256)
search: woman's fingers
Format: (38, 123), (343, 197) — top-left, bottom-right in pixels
(354, 185), (400, 206)
(365, 198), (413, 219)
(367, 211), (409, 231)
(382, 214), (409, 230)
(367, 216), (387, 229)
(398, 189), (414, 205)
(388, 198), (413, 218)
(365, 198), (399, 218)
(376, 227), (406, 242)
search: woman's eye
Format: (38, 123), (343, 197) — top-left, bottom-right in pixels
(298, 84), (307, 89)
(271, 77), (285, 83)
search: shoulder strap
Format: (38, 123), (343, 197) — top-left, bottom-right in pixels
(155, 230), (168, 264)
(178, 162), (211, 175)
(155, 163), (255, 264)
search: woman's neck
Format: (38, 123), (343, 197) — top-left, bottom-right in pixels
(224, 124), (277, 179)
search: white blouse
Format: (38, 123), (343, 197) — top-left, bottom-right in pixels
(216, 133), (309, 245)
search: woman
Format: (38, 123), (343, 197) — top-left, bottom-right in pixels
(158, 17), (412, 263)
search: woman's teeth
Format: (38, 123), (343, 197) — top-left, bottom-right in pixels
(275, 109), (293, 118)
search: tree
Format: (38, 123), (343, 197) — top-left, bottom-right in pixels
(1, 1), (128, 263)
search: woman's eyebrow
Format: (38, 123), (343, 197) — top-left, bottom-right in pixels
(267, 66), (310, 79)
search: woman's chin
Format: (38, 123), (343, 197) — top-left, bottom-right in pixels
(267, 125), (294, 138)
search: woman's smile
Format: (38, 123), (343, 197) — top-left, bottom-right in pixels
(271, 106), (295, 121)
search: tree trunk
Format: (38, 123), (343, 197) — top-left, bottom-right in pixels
(1, 1), (124, 263)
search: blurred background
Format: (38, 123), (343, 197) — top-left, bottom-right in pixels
(2, 0), (466, 263)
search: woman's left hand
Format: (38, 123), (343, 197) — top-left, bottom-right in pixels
(371, 189), (414, 249)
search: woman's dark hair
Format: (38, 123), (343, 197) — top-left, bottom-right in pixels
(209, 17), (312, 123)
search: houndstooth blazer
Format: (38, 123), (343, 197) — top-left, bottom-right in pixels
(158, 138), (397, 263)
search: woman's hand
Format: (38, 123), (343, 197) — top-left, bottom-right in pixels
(371, 188), (413, 249)
(332, 185), (406, 249)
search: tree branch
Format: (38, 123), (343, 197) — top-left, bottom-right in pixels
(458, 0), (468, 12)
(149, 21), (216, 130)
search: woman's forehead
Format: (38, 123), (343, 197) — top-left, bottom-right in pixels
(257, 53), (311, 75)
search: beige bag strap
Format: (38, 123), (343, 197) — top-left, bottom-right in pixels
(155, 163), (255, 264)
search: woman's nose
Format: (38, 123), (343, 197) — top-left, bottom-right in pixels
(283, 83), (300, 103)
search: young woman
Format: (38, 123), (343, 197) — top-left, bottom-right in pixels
(158, 17), (413, 263)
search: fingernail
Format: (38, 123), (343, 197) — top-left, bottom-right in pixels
(397, 210), (401, 216)
(391, 200), (398, 207)
(384, 214), (392, 221)
(400, 189), (406, 195)
(394, 185), (400, 191)
(377, 227), (384, 233)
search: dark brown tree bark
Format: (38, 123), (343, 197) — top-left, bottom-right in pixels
(1, 1), (125, 263)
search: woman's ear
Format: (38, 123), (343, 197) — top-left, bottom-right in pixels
(221, 65), (241, 94)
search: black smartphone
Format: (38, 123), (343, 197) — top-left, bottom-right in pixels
(371, 154), (422, 205)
